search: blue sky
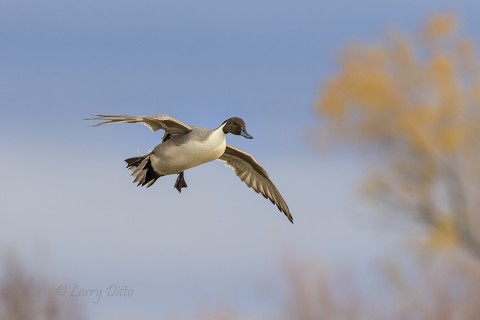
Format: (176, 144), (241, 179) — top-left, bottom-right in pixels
(1, 0), (479, 319)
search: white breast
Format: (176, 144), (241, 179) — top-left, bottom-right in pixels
(151, 126), (227, 175)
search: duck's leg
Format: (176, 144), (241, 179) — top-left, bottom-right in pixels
(174, 171), (188, 193)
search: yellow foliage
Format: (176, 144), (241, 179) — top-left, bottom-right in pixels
(316, 14), (480, 255)
(438, 127), (461, 152)
(319, 81), (346, 118)
(426, 218), (458, 250)
(423, 14), (457, 40)
(317, 14), (475, 155)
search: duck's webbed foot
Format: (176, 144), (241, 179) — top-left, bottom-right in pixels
(174, 171), (188, 193)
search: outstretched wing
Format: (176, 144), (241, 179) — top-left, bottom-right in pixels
(219, 145), (293, 223)
(85, 114), (192, 136)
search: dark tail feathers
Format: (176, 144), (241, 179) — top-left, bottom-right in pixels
(125, 155), (162, 188)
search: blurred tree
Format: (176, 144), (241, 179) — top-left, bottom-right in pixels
(280, 254), (480, 320)
(316, 14), (480, 260)
(0, 254), (86, 320)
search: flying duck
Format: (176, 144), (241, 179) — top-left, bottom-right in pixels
(86, 114), (293, 223)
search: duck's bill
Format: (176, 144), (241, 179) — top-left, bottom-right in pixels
(240, 128), (253, 139)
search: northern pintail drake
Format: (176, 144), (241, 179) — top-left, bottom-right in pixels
(86, 114), (293, 223)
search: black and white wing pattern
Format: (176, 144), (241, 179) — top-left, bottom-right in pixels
(219, 145), (293, 223)
(86, 114), (192, 137)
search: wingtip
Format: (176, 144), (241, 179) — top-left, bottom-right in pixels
(84, 115), (104, 126)
(84, 115), (100, 121)
(286, 214), (294, 224)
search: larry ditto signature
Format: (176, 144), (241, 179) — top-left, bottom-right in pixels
(56, 284), (133, 304)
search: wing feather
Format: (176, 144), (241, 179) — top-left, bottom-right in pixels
(219, 145), (293, 223)
(85, 114), (192, 136)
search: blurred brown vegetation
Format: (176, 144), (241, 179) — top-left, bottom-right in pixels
(0, 254), (85, 320)
(192, 253), (480, 320)
(281, 252), (480, 320)
(317, 14), (480, 260)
